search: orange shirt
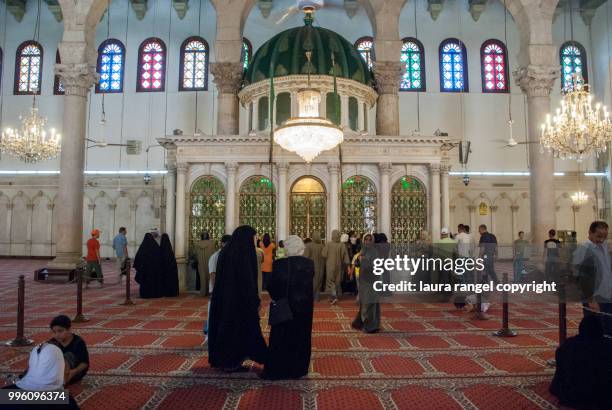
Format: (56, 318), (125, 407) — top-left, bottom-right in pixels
(260, 242), (275, 272)
(86, 238), (100, 262)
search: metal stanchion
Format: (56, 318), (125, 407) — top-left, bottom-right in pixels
(5, 275), (33, 347)
(558, 278), (567, 345)
(73, 266), (89, 323)
(493, 271), (517, 337)
(472, 269), (487, 320)
(120, 259), (134, 306)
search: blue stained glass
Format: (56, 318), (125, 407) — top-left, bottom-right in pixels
(97, 41), (124, 92)
(440, 40), (467, 91)
(560, 43), (586, 90)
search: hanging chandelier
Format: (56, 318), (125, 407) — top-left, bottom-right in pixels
(571, 190), (589, 205)
(0, 102), (61, 163)
(274, 89), (343, 162)
(541, 74), (612, 160)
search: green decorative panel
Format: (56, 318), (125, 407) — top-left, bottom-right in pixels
(391, 176), (427, 244)
(326, 92), (341, 125)
(290, 193), (326, 240)
(348, 96), (358, 131)
(258, 96), (269, 130)
(190, 176), (225, 245)
(341, 175), (376, 236)
(239, 176), (276, 238)
(276, 92), (291, 125)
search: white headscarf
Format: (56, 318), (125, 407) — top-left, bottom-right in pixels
(284, 235), (305, 256)
(16, 343), (65, 391)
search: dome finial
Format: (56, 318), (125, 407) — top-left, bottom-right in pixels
(303, 6), (315, 26)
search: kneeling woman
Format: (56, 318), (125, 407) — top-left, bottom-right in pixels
(262, 235), (314, 380)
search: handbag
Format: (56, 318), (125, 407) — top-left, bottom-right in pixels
(268, 258), (293, 326)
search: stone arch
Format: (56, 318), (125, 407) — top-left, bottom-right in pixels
(58, 0), (110, 65)
(31, 192), (53, 252)
(93, 191), (113, 250)
(135, 193), (156, 246)
(494, 194), (514, 245)
(10, 192), (30, 250)
(450, 194), (471, 232)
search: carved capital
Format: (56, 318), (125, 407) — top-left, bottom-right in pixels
(489, 205), (498, 212)
(176, 163), (189, 174)
(373, 61), (403, 95)
(429, 163), (441, 175)
(54, 63), (98, 97)
(571, 205), (581, 212)
(224, 162), (239, 173)
(87, 204), (96, 210)
(514, 65), (559, 98)
(210, 62), (244, 94)
(258, 0), (273, 18)
(468, 205), (477, 212)
(26, 203), (34, 210)
(108, 204), (117, 210)
(6, 203), (14, 210)
(47, 203), (55, 210)
(276, 162), (289, 173)
(378, 162), (393, 175)
(427, 0), (444, 20)
(327, 163), (341, 174)
(440, 163), (451, 174)
(510, 205), (519, 212)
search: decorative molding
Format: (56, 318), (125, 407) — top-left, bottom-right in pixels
(514, 65), (559, 98)
(327, 163), (341, 174)
(26, 203), (34, 210)
(489, 205), (498, 212)
(210, 62), (244, 94)
(54, 64), (98, 97)
(6, 0), (26, 22)
(276, 162), (290, 173)
(373, 61), (403, 95)
(467, 205), (477, 212)
(344, 0), (359, 18)
(44, 0), (63, 22)
(571, 205), (581, 212)
(87, 204), (96, 210)
(429, 163), (441, 174)
(258, 0), (273, 18)
(224, 162), (239, 173)
(378, 163), (393, 175)
(130, 0), (148, 20)
(427, 0), (444, 20)
(176, 163), (189, 173)
(510, 205), (519, 211)
(172, 0), (189, 19)
(468, 0), (487, 22)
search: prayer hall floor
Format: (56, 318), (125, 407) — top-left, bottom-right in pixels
(0, 259), (578, 409)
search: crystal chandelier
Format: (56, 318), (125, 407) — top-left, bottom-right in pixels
(274, 89), (343, 162)
(541, 74), (612, 161)
(571, 190), (588, 205)
(0, 102), (61, 163)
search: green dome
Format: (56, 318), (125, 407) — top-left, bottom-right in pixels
(244, 16), (372, 86)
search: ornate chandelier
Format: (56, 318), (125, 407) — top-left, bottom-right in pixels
(0, 103), (61, 163)
(541, 74), (612, 161)
(571, 190), (589, 205)
(274, 89), (343, 162)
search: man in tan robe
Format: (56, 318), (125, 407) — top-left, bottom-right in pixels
(322, 229), (349, 304)
(303, 231), (325, 301)
(195, 232), (216, 296)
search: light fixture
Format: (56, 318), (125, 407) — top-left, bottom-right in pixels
(0, 103), (61, 163)
(541, 1), (612, 161)
(571, 190), (588, 205)
(273, 47), (343, 163)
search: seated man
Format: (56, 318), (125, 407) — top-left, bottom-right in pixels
(549, 315), (612, 409)
(49, 315), (89, 385)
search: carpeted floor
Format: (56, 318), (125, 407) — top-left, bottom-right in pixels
(0, 259), (578, 409)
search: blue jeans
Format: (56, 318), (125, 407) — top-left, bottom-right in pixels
(513, 257), (525, 282)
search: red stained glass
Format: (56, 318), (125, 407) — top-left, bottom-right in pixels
(481, 40), (508, 92)
(138, 39), (165, 92)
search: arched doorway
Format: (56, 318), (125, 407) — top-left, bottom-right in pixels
(290, 177), (326, 239)
(189, 176), (225, 245)
(341, 175), (377, 236)
(239, 176), (276, 238)
(391, 176), (427, 243)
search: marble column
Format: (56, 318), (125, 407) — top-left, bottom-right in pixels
(379, 163), (392, 236)
(277, 162), (289, 240)
(26, 203), (34, 256)
(328, 163), (340, 238)
(290, 91), (298, 117)
(515, 65), (558, 245)
(441, 164), (450, 230)
(49, 63), (97, 270)
(430, 164), (441, 240)
(510, 205), (519, 240)
(468, 205), (477, 232)
(210, 62), (243, 135)
(175, 163), (188, 260)
(251, 99), (259, 132)
(320, 90), (327, 119)
(340, 94), (349, 129)
(225, 162), (238, 234)
(373, 61), (402, 136)
(165, 167), (177, 246)
(358, 99), (365, 132)
(490, 205), (498, 235)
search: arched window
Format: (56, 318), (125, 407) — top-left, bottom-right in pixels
(560, 41), (588, 90)
(53, 50), (64, 95)
(137, 37), (166, 92)
(400, 37), (425, 92)
(190, 176), (226, 243)
(355, 36), (374, 70)
(96, 39), (125, 93)
(439, 38), (468, 92)
(341, 175), (377, 235)
(239, 176), (276, 237)
(14, 41), (43, 95)
(242, 38), (252, 71)
(179, 36), (209, 91)
(480, 39), (509, 93)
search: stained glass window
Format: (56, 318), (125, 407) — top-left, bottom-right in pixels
(355, 36), (374, 70)
(400, 38), (425, 92)
(242, 38), (252, 71)
(53, 50), (64, 95)
(439, 38), (468, 92)
(137, 38), (166, 92)
(560, 41), (587, 91)
(239, 176), (276, 238)
(179, 36), (208, 91)
(341, 176), (377, 236)
(481, 39), (508, 93)
(391, 176), (427, 243)
(96, 39), (125, 93)
(14, 41), (42, 95)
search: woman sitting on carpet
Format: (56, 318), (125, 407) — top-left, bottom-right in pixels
(262, 235), (314, 380)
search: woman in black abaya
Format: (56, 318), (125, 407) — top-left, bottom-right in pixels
(208, 225), (267, 372)
(160, 233), (179, 297)
(134, 233), (164, 298)
(262, 235), (314, 380)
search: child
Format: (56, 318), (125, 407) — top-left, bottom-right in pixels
(50, 315), (89, 385)
(275, 240), (287, 259)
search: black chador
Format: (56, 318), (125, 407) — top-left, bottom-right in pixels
(160, 234), (179, 297)
(134, 233), (164, 298)
(207, 225), (268, 370)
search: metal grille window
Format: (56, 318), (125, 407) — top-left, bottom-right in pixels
(341, 176), (377, 236)
(290, 177), (326, 240)
(391, 176), (427, 243)
(239, 176), (276, 238)
(190, 176), (225, 245)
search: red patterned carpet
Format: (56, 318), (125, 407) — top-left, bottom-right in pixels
(0, 259), (578, 409)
